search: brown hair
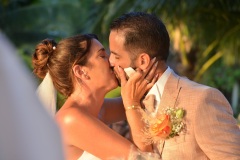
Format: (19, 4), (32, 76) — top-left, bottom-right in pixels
(110, 12), (170, 61)
(32, 34), (98, 97)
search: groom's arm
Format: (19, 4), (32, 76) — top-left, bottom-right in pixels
(99, 97), (126, 124)
(195, 88), (240, 159)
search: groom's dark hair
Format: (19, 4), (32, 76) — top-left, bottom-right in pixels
(110, 12), (170, 62)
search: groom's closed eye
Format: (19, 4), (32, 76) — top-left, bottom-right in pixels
(110, 51), (121, 60)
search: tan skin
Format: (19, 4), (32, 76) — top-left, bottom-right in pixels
(99, 30), (169, 153)
(100, 29), (167, 127)
(55, 39), (158, 160)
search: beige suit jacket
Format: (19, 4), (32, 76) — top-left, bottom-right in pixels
(153, 71), (240, 160)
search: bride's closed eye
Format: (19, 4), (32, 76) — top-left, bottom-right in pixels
(98, 49), (108, 59)
(99, 54), (107, 58)
(99, 53), (108, 59)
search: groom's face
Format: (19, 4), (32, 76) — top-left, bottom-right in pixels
(109, 30), (137, 82)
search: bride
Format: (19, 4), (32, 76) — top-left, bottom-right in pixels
(32, 34), (160, 160)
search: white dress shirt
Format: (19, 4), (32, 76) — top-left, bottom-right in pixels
(146, 67), (172, 116)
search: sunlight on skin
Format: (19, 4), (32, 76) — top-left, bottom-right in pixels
(64, 116), (74, 124)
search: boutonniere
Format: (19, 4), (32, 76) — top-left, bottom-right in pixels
(141, 107), (185, 144)
(141, 88), (186, 144)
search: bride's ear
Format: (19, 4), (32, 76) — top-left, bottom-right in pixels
(72, 65), (90, 80)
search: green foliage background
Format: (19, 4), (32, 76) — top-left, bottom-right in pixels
(1, 0), (239, 121)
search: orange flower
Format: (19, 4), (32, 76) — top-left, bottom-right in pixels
(150, 114), (171, 138)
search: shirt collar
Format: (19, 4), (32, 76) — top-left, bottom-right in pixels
(146, 67), (172, 102)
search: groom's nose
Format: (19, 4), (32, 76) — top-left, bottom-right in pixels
(109, 54), (115, 67)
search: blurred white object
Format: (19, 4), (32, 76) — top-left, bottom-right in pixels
(36, 72), (57, 117)
(124, 67), (136, 79)
(0, 32), (65, 160)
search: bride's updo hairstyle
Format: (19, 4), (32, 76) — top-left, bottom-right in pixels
(32, 34), (98, 97)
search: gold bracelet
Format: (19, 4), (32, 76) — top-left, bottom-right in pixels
(125, 105), (141, 111)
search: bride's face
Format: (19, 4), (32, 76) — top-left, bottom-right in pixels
(84, 39), (118, 93)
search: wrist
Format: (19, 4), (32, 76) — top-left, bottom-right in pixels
(125, 104), (141, 111)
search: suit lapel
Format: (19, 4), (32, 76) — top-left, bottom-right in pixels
(156, 71), (182, 156)
(158, 71), (182, 111)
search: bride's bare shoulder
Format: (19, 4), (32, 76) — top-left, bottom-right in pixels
(55, 104), (90, 127)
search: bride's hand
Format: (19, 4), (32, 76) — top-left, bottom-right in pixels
(118, 58), (159, 108)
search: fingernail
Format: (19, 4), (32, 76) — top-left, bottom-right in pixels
(154, 61), (158, 67)
(118, 66), (121, 71)
(152, 57), (156, 62)
(155, 73), (159, 78)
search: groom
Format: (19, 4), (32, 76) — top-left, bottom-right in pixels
(108, 12), (240, 159)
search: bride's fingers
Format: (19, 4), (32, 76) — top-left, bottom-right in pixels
(144, 61), (158, 83)
(146, 73), (159, 90)
(131, 60), (158, 87)
(117, 66), (127, 86)
(141, 57), (156, 78)
(132, 68), (145, 81)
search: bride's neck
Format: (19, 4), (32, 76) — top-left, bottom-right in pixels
(70, 90), (105, 117)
